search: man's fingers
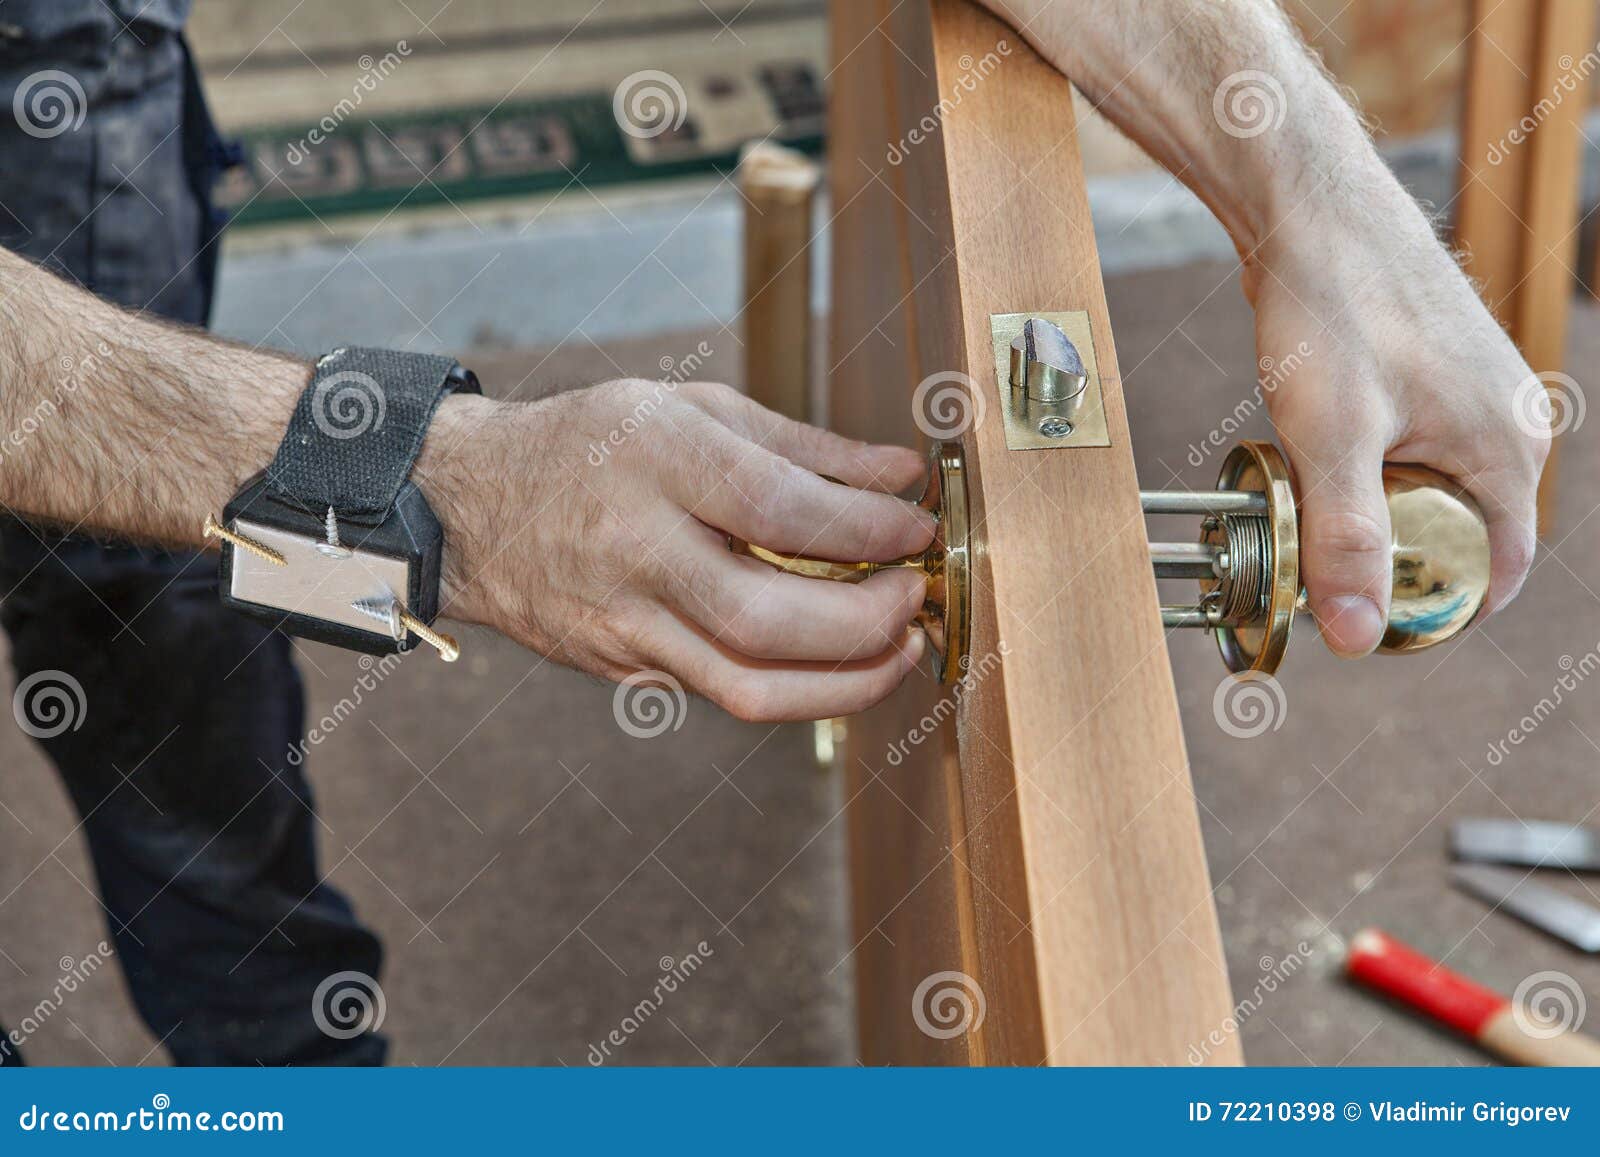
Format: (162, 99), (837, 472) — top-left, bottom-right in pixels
(1484, 508), (1537, 619)
(1470, 468), (1539, 617)
(654, 525), (928, 661)
(1293, 446), (1393, 659)
(643, 611), (926, 723)
(664, 411), (934, 561)
(682, 381), (927, 494)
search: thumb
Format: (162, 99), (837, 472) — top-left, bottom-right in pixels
(1293, 439), (1392, 659)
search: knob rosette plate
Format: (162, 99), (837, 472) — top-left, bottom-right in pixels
(730, 441), (971, 685)
(1201, 441), (1299, 675)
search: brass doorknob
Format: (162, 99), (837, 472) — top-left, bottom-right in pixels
(730, 437), (1487, 685)
(729, 442), (971, 683)
(1145, 440), (1491, 676)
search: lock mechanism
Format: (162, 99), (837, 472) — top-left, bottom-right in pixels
(1145, 440), (1491, 676)
(990, 312), (1111, 450)
(728, 436), (1489, 688)
(731, 442), (971, 683)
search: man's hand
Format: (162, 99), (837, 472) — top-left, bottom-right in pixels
(977, 0), (1546, 655)
(1246, 199), (1544, 655)
(0, 250), (934, 720)
(420, 381), (935, 721)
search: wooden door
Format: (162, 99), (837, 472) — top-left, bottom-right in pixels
(827, 0), (1239, 1065)
(1454, 0), (1594, 531)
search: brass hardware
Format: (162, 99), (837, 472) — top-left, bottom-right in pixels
(1147, 440), (1491, 676)
(350, 596), (461, 662)
(812, 718), (847, 771)
(730, 441), (971, 683)
(989, 312), (1110, 450)
(203, 512), (287, 567)
(1373, 464), (1493, 655)
(406, 615), (460, 663)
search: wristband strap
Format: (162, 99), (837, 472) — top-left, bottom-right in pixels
(264, 346), (477, 521)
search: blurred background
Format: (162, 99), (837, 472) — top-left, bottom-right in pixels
(2, 0), (1598, 1066)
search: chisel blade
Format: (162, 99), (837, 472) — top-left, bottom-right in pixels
(1452, 864), (1600, 953)
(1452, 818), (1600, 871)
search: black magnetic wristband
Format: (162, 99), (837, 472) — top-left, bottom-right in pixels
(214, 347), (480, 658)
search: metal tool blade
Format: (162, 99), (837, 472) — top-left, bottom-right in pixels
(1452, 864), (1600, 952)
(1451, 818), (1600, 871)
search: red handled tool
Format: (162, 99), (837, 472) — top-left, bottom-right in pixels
(1345, 928), (1600, 1066)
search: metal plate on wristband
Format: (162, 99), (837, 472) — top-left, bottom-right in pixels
(227, 517), (414, 638)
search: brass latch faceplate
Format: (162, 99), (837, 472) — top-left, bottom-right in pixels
(989, 311), (1111, 450)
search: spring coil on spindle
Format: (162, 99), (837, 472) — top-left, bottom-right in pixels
(1148, 439), (1488, 676)
(1217, 514), (1272, 625)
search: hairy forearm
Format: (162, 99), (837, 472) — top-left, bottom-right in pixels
(980, 0), (1417, 255)
(0, 246), (512, 628)
(0, 232), (940, 723)
(0, 247), (306, 549)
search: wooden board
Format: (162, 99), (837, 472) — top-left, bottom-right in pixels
(1454, 0), (1539, 324)
(1455, 0), (1595, 532)
(1517, 0), (1596, 532)
(740, 142), (821, 423)
(829, 0), (1238, 1065)
(828, 0), (976, 1065)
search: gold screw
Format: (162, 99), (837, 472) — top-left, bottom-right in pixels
(398, 609), (460, 663)
(203, 513), (287, 567)
(350, 596), (460, 662)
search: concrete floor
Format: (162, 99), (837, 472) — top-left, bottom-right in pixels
(1131, 264), (1600, 1067)
(2, 261), (1598, 1066)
